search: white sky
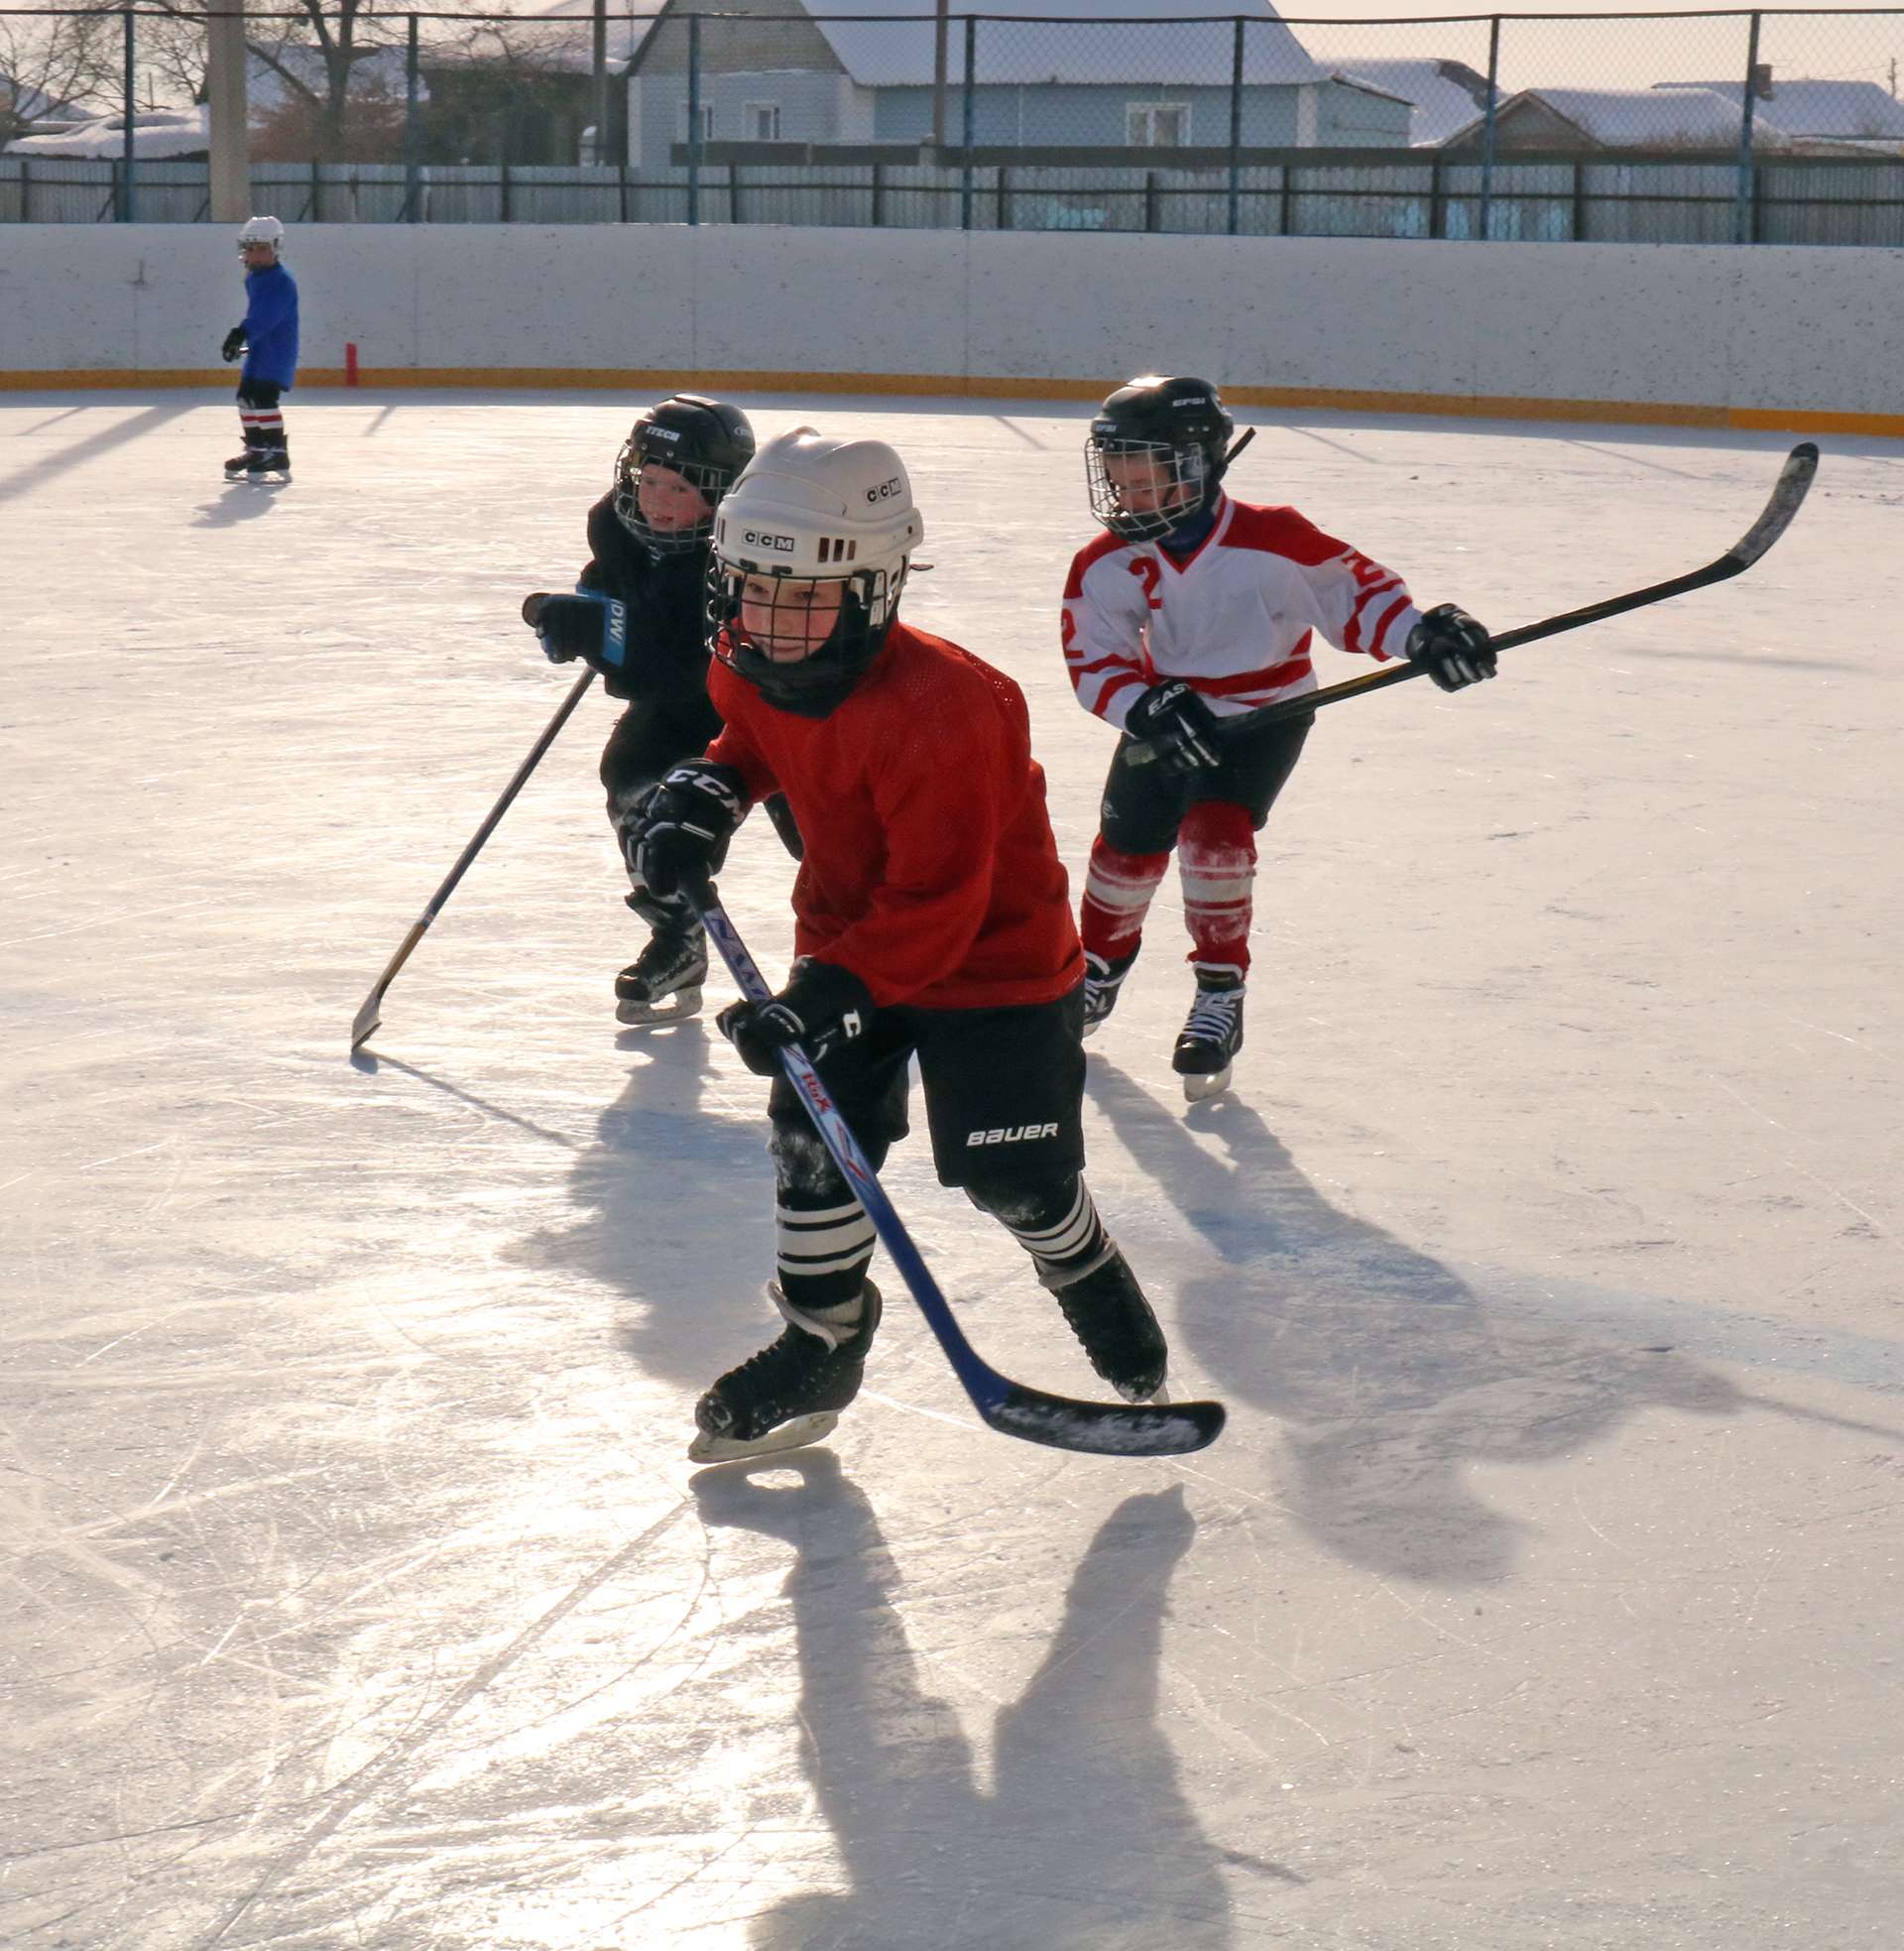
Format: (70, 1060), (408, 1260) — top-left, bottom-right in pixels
(4, 390), (1903, 1949)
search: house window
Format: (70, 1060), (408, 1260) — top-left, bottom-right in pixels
(680, 100), (715, 143)
(1128, 102), (1189, 147)
(745, 102), (781, 142)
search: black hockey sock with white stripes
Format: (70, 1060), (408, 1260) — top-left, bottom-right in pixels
(770, 1121), (883, 1322)
(967, 1174), (1115, 1291)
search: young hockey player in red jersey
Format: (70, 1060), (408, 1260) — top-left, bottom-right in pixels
(520, 395), (799, 1024)
(624, 428), (1171, 1461)
(1063, 375), (1497, 1100)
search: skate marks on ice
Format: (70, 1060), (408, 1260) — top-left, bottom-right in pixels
(508, 1020), (787, 1398)
(692, 1452), (1254, 1950)
(1084, 1061), (1743, 1585)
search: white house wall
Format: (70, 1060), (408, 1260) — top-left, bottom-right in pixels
(1, 223), (1899, 434)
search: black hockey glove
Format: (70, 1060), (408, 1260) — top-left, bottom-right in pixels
(521, 590), (629, 672)
(220, 325), (247, 364)
(1126, 679), (1223, 775)
(717, 959), (875, 1076)
(1405, 603), (1496, 692)
(628, 761), (750, 899)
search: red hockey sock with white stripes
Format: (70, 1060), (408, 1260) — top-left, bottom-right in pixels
(1079, 838), (1169, 962)
(1178, 799), (1256, 980)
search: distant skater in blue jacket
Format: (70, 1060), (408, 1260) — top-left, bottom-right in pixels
(220, 215), (298, 483)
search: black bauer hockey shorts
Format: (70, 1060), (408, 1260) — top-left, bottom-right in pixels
(1099, 708), (1313, 856)
(768, 986), (1088, 1190)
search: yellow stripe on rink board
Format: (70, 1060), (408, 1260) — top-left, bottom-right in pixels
(6, 365), (1902, 440)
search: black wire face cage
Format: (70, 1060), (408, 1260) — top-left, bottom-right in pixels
(705, 561), (899, 712)
(1086, 435), (1214, 544)
(611, 433), (732, 555)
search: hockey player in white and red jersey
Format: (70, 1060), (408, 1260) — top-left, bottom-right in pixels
(1063, 375), (1496, 1100)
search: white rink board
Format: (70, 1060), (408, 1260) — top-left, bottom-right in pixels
(3, 391), (1903, 1951)
(3, 224), (1904, 420)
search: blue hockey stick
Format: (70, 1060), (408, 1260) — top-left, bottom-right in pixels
(693, 890), (1225, 1459)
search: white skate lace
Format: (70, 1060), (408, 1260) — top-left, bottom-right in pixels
(1182, 989), (1243, 1041)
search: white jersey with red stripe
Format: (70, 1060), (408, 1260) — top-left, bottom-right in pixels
(1060, 493), (1425, 731)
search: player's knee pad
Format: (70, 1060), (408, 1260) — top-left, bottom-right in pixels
(771, 1120), (854, 1205)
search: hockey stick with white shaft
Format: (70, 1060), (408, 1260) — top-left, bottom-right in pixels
(351, 668), (596, 1052)
(1129, 440), (1818, 765)
(692, 887), (1226, 1458)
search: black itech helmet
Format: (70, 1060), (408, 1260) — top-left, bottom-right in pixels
(1085, 374), (1235, 544)
(612, 394), (757, 555)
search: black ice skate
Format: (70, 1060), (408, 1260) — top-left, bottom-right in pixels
(1081, 947), (1138, 1039)
(1054, 1250), (1168, 1402)
(1172, 971), (1245, 1102)
(615, 925), (708, 1025)
(256, 447), (292, 483)
(689, 1282), (884, 1462)
(223, 448), (263, 480)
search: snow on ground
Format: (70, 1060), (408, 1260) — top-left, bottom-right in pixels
(3, 390), (1901, 1950)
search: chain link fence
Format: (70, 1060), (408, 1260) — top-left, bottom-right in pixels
(3, 7), (1902, 243)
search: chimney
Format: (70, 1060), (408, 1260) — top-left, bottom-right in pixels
(1752, 61), (1774, 100)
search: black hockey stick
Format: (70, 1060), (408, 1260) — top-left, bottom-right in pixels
(691, 888), (1226, 1458)
(1129, 440), (1818, 764)
(351, 667), (596, 1052)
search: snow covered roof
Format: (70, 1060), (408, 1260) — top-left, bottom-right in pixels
(1657, 77), (1904, 142)
(734, 0), (1328, 90)
(1321, 56), (1494, 146)
(8, 106), (207, 159)
(1, 72), (87, 127)
(1446, 85), (1787, 149)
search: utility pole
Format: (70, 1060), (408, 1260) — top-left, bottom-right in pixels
(932, 0), (949, 148)
(206, 0), (249, 222)
(592, 0), (609, 164)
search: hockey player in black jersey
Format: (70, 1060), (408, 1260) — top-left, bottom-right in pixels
(522, 394), (798, 1022)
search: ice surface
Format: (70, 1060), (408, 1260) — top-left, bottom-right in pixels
(3, 392), (1902, 1949)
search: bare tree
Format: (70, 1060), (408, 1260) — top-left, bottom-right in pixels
(0, 11), (117, 147)
(132, 0), (413, 158)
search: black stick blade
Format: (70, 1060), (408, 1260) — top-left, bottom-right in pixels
(985, 1387), (1227, 1457)
(1729, 442), (1818, 568)
(349, 992), (383, 1053)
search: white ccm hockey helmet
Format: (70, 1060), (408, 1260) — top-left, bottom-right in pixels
(707, 428), (925, 714)
(236, 214), (285, 254)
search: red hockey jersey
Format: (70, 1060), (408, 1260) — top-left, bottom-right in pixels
(706, 621), (1084, 1011)
(1061, 494), (1425, 731)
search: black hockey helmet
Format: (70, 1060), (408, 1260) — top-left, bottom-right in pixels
(1086, 374), (1235, 543)
(613, 394), (756, 555)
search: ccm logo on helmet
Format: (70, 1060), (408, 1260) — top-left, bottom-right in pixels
(743, 529), (796, 551)
(865, 477), (904, 503)
(965, 1123), (1060, 1147)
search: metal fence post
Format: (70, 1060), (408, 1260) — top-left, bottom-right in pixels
(961, 14), (976, 231)
(121, 9), (136, 222)
(404, 15), (421, 221)
(687, 13), (702, 226)
(1478, 15), (1501, 241)
(1735, 11), (1763, 244)
(1227, 15), (1244, 237)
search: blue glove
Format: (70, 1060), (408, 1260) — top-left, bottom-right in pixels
(717, 959), (875, 1076)
(1127, 679), (1223, 775)
(221, 326), (247, 364)
(521, 590), (628, 671)
(627, 761), (749, 899)
(1405, 603), (1495, 692)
